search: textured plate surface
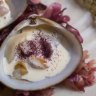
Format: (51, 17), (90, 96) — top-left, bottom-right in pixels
(41, 0), (96, 96)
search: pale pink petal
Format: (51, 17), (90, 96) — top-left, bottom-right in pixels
(43, 2), (61, 18)
(43, 5), (53, 18)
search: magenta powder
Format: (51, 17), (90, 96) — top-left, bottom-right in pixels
(40, 37), (53, 59)
(16, 37), (53, 59)
(17, 41), (37, 59)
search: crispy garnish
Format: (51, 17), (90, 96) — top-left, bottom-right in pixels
(29, 55), (48, 69)
(32, 55), (46, 65)
(15, 62), (28, 75)
(13, 62), (28, 79)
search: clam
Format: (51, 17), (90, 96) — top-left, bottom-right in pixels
(0, 0), (27, 29)
(0, 15), (83, 90)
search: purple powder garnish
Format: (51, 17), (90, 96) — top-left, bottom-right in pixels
(39, 37), (53, 59)
(17, 41), (37, 59)
(16, 36), (53, 59)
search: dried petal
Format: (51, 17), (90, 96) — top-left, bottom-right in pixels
(64, 51), (96, 91)
(30, 88), (54, 96)
(65, 74), (85, 91)
(63, 15), (70, 23)
(16, 88), (54, 96)
(51, 2), (61, 17)
(43, 2), (61, 19)
(16, 91), (30, 96)
(65, 24), (83, 43)
(43, 5), (53, 18)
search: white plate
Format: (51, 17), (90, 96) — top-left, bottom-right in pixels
(41, 0), (96, 96)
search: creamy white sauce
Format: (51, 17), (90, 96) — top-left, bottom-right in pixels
(0, 0), (12, 29)
(3, 28), (70, 82)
